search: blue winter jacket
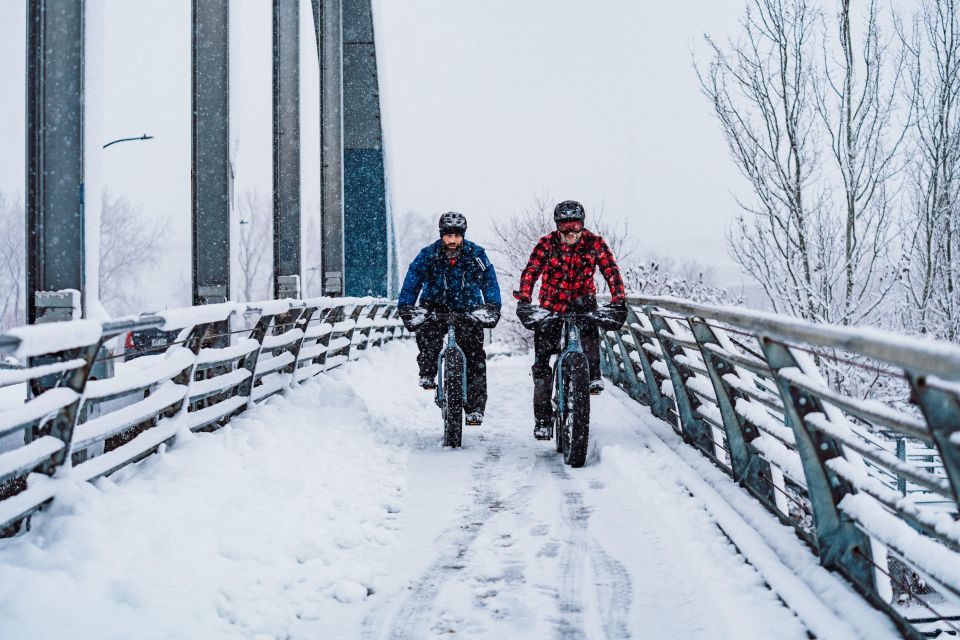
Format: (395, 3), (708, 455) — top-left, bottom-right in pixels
(398, 239), (501, 310)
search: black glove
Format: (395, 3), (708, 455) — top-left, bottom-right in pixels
(594, 301), (628, 331)
(516, 301), (551, 330)
(398, 306), (429, 332)
(469, 303), (501, 329)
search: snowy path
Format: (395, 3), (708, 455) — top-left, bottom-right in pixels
(0, 341), (900, 639)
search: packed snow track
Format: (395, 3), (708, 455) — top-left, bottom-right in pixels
(0, 341), (900, 639)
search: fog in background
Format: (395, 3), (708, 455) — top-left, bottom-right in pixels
(1, 1), (764, 313)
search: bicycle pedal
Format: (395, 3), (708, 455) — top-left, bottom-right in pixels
(466, 418), (482, 426)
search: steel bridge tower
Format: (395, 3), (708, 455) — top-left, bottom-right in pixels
(25, 0), (394, 324)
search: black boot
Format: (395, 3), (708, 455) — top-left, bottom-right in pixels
(533, 377), (553, 420)
(533, 377), (553, 439)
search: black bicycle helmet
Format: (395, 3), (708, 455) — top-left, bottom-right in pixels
(438, 211), (467, 235)
(553, 200), (586, 223)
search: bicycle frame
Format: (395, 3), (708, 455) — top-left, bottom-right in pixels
(554, 318), (585, 408)
(435, 323), (468, 408)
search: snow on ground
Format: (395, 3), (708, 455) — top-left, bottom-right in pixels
(0, 341), (900, 639)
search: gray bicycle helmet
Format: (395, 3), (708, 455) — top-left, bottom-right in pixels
(438, 211), (467, 235)
(553, 200), (586, 223)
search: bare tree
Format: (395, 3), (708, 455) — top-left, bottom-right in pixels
(0, 190), (168, 324)
(622, 260), (743, 307)
(700, 0), (905, 328)
(236, 189), (272, 302)
(0, 194), (24, 331)
(98, 191), (167, 315)
(489, 194), (636, 348)
(815, 0), (907, 325)
(899, 0), (960, 340)
(699, 0), (828, 322)
(394, 209), (435, 274)
(491, 194), (635, 279)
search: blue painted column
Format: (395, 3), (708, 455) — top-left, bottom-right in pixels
(342, 0), (391, 297)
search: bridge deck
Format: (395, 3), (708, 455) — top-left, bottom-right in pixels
(0, 342), (901, 639)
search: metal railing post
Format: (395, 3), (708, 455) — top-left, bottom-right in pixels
(375, 305), (392, 348)
(597, 325), (630, 391)
(688, 318), (778, 509)
(317, 306), (341, 369)
(759, 337), (880, 594)
(287, 306), (316, 387)
(238, 314), (274, 408)
(344, 305), (366, 361)
(646, 307), (714, 454)
(168, 323), (211, 418)
(625, 306), (674, 424)
(38, 340), (102, 473)
(906, 373), (960, 505)
(896, 437), (907, 497)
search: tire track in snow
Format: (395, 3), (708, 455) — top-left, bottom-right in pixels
(548, 457), (633, 640)
(363, 438), (539, 640)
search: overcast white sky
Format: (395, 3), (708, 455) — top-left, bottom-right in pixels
(1, 1), (766, 309)
(375, 0), (747, 281)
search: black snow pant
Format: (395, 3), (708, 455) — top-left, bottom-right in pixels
(416, 319), (488, 415)
(530, 302), (601, 423)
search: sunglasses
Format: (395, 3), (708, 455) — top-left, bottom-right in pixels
(557, 221), (583, 234)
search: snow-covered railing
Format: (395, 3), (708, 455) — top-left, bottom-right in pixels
(600, 295), (960, 639)
(0, 297), (405, 537)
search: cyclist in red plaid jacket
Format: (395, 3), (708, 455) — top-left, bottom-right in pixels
(514, 200), (627, 439)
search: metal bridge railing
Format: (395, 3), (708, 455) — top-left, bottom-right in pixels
(599, 295), (960, 639)
(0, 297), (404, 538)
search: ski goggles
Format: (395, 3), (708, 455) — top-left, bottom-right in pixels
(557, 221), (584, 234)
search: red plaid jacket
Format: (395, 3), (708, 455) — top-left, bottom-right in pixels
(514, 230), (626, 312)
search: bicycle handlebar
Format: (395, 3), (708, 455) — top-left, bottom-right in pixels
(548, 311), (602, 319)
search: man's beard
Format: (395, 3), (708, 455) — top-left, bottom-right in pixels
(444, 241), (461, 252)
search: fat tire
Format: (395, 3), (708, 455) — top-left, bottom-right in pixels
(563, 355), (590, 467)
(443, 350), (464, 448)
(553, 373), (564, 453)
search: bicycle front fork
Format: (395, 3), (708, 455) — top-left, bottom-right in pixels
(435, 325), (467, 408)
(555, 322), (584, 409)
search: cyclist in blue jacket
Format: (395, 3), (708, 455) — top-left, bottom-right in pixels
(398, 212), (501, 425)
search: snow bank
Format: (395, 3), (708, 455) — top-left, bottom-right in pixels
(0, 371), (408, 640)
(606, 387), (902, 639)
